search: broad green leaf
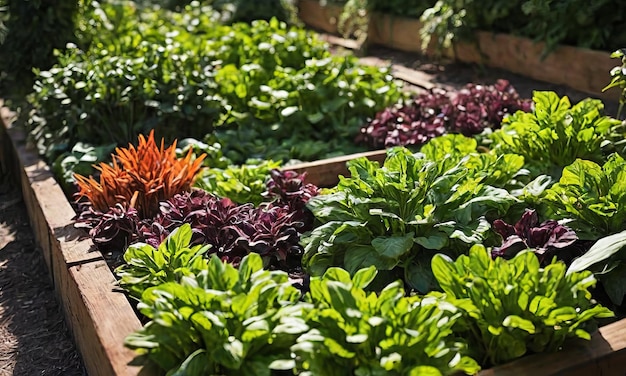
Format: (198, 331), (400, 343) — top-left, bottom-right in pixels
(371, 234), (415, 261)
(169, 349), (208, 376)
(352, 266), (378, 289)
(568, 230), (626, 273)
(323, 267), (353, 284)
(408, 366), (442, 376)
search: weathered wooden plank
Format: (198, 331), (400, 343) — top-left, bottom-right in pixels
(5, 126), (102, 266)
(285, 149), (387, 187)
(1, 118), (143, 376)
(459, 31), (618, 102)
(479, 318), (626, 376)
(297, 0), (342, 34)
(58, 260), (142, 376)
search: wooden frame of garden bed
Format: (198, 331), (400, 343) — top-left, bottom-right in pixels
(297, 0), (620, 102)
(2, 125), (626, 374)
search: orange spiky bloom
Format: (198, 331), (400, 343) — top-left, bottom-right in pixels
(74, 130), (206, 219)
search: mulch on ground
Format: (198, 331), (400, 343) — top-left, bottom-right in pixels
(0, 171), (86, 376)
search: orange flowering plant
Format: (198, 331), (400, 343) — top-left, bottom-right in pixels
(74, 130), (206, 219)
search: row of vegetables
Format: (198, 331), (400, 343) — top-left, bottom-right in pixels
(11, 1), (626, 375)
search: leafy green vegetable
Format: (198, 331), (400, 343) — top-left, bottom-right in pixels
(432, 245), (613, 366)
(292, 266), (480, 375)
(115, 224), (210, 298)
(302, 146), (521, 292)
(125, 252), (307, 375)
(194, 159), (281, 206)
(568, 230), (626, 306)
(490, 91), (620, 179)
(541, 153), (626, 240)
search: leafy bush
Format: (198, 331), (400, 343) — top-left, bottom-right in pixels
(293, 266), (480, 375)
(30, 2), (402, 172)
(74, 131), (205, 219)
(29, 35), (224, 161)
(0, 0), (80, 98)
(213, 55), (403, 163)
(161, 0), (299, 24)
(432, 245), (613, 366)
(302, 146), (521, 292)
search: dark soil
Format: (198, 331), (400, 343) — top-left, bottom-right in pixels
(0, 170), (86, 375)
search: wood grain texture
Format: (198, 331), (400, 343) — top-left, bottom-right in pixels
(59, 261), (143, 376)
(297, 0), (342, 34)
(479, 318), (626, 376)
(1, 121), (143, 376)
(285, 149), (387, 187)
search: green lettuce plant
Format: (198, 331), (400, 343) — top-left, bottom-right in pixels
(292, 266), (480, 375)
(540, 153), (626, 240)
(302, 146), (521, 292)
(490, 91), (620, 180)
(125, 252), (308, 375)
(194, 159), (282, 206)
(115, 224), (210, 299)
(432, 245), (613, 366)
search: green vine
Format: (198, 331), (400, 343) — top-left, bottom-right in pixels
(337, 0), (370, 49)
(603, 48), (626, 120)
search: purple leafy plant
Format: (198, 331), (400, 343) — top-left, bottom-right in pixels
(74, 201), (142, 253)
(356, 88), (449, 148)
(449, 79), (533, 136)
(357, 80), (532, 148)
(141, 189), (312, 273)
(491, 209), (579, 265)
(264, 169), (319, 228)
(75, 170), (320, 276)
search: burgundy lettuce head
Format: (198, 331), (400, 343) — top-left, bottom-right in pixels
(141, 189), (308, 273)
(491, 209), (578, 265)
(356, 88), (450, 148)
(225, 203), (305, 271)
(449, 79), (533, 136)
(357, 80), (532, 147)
(74, 202), (142, 253)
(264, 169), (318, 229)
(141, 189), (240, 249)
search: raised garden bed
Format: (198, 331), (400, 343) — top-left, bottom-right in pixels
(297, 0), (619, 102)
(3, 116), (626, 375)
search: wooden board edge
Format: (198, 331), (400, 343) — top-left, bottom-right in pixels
(1, 119), (144, 376)
(297, 0), (342, 34)
(479, 317), (626, 376)
(57, 260), (143, 376)
(284, 149), (388, 187)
